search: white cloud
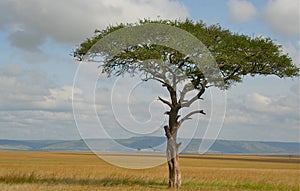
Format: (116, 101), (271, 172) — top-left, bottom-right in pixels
(264, 0), (299, 37)
(0, 110), (78, 140)
(0, 64), (88, 113)
(0, 64), (81, 139)
(220, 90), (299, 142)
(0, 0), (189, 51)
(228, 0), (257, 23)
(0, 64), (54, 104)
(246, 93), (272, 109)
(283, 41), (300, 67)
(290, 83), (299, 96)
(244, 92), (297, 115)
(0, 63), (164, 139)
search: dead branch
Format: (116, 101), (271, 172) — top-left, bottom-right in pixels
(181, 82), (206, 108)
(158, 96), (173, 108)
(179, 110), (206, 125)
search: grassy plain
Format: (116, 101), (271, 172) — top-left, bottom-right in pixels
(0, 152), (299, 191)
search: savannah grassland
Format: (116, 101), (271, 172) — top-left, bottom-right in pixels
(0, 152), (299, 191)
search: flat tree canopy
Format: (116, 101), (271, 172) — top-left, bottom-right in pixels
(74, 19), (299, 88)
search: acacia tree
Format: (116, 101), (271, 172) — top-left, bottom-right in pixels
(73, 19), (299, 188)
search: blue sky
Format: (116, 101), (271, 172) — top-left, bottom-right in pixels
(0, 0), (299, 142)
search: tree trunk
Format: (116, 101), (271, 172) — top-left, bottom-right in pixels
(166, 135), (181, 188)
(163, 99), (182, 188)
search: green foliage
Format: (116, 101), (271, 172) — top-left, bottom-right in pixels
(74, 19), (299, 88)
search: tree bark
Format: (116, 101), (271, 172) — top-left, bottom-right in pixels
(166, 136), (181, 188)
(164, 123), (181, 188)
(160, 78), (182, 188)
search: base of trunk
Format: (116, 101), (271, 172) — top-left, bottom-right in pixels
(167, 137), (181, 188)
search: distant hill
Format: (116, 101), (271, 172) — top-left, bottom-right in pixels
(0, 137), (299, 156)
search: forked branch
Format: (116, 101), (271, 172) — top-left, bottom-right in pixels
(181, 82), (206, 108)
(179, 82), (194, 104)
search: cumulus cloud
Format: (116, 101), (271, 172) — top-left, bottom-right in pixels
(227, 0), (257, 22)
(0, 0), (189, 51)
(0, 64), (82, 139)
(0, 64), (87, 113)
(0, 63), (167, 139)
(245, 93), (272, 110)
(233, 92), (299, 133)
(0, 64), (54, 105)
(221, 91), (299, 141)
(264, 0), (299, 37)
(0, 110), (79, 140)
(244, 92), (299, 117)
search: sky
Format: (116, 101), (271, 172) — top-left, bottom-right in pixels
(0, 0), (299, 142)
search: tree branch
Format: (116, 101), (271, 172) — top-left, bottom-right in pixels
(179, 82), (195, 104)
(147, 76), (178, 108)
(179, 110), (206, 125)
(224, 65), (241, 81)
(181, 81), (206, 108)
(144, 67), (170, 85)
(158, 96), (173, 108)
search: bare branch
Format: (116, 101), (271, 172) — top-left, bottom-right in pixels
(138, 60), (172, 85)
(164, 111), (170, 115)
(172, 72), (177, 91)
(179, 110), (206, 125)
(181, 82), (206, 108)
(152, 74), (177, 106)
(145, 76), (166, 85)
(158, 96), (173, 108)
(146, 68), (170, 84)
(148, 76), (177, 107)
(179, 82), (194, 104)
(140, 60), (181, 106)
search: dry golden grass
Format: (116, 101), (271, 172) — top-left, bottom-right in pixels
(0, 151), (299, 190)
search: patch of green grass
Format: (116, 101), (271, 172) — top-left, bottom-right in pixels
(0, 172), (37, 184)
(0, 172), (167, 188)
